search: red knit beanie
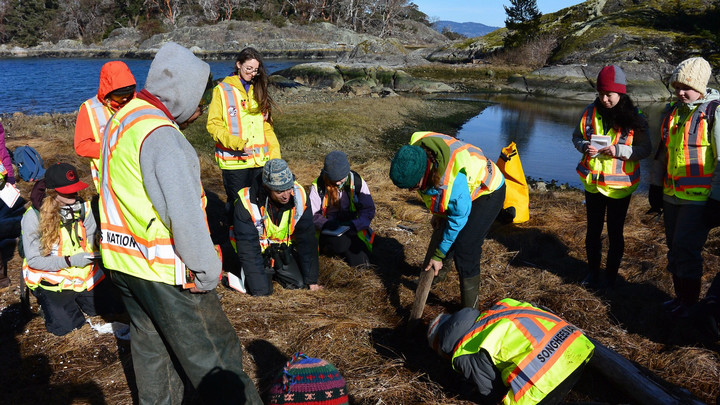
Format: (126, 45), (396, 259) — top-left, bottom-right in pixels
(596, 65), (627, 94)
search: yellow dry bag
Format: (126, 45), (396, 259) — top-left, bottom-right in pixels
(496, 142), (529, 223)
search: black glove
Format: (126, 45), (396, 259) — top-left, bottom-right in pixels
(647, 185), (664, 214)
(322, 219), (340, 231)
(704, 198), (720, 229)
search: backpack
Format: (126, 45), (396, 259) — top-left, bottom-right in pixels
(13, 145), (45, 182)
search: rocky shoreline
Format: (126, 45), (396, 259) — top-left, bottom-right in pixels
(4, 19), (713, 102)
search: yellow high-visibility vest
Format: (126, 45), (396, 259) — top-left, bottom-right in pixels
(99, 98), (207, 287)
(576, 105), (640, 198)
(452, 298), (594, 405)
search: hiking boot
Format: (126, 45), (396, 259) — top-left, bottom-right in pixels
(662, 297), (681, 311)
(580, 273), (600, 289)
(670, 303), (691, 319)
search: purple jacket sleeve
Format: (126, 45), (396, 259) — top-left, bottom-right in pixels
(351, 178), (375, 231)
(0, 123), (15, 184)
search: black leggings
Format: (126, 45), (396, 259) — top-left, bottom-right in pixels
(584, 190), (631, 272)
(319, 232), (370, 267)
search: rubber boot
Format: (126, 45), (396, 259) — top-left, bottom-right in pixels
(604, 265), (619, 289)
(460, 275), (481, 309)
(662, 274), (681, 310)
(580, 265), (600, 289)
(672, 278), (702, 318)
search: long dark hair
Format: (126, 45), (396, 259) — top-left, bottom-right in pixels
(595, 93), (646, 134)
(234, 47), (274, 122)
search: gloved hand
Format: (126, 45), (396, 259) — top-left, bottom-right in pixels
(704, 198), (720, 229)
(68, 252), (92, 268)
(647, 184), (664, 214)
(322, 219), (340, 231)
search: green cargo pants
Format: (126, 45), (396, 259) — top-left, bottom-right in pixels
(112, 270), (262, 405)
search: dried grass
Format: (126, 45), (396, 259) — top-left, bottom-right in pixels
(1, 94), (719, 404)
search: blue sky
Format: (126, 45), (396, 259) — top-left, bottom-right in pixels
(411, 0), (580, 27)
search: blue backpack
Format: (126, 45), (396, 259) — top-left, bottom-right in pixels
(13, 145), (45, 182)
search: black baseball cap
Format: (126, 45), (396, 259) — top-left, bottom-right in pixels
(44, 163), (89, 194)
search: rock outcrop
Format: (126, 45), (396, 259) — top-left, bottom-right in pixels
(274, 63), (455, 95)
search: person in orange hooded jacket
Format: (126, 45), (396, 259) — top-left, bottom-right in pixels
(74, 61), (136, 189)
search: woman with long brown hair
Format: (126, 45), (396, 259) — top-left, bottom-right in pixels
(207, 47), (281, 209)
(22, 163), (122, 336)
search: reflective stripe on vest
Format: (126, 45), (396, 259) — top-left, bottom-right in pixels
(237, 182), (306, 252)
(82, 97), (113, 188)
(214, 82), (270, 170)
(661, 100), (718, 201)
(22, 203), (105, 292)
(451, 299), (594, 405)
(575, 105), (640, 195)
(312, 173), (375, 252)
(99, 98), (203, 286)
(410, 132), (504, 215)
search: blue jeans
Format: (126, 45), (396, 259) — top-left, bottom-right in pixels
(111, 271), (262, 405)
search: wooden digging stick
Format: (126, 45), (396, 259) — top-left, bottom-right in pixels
(409, 225), (445, 321)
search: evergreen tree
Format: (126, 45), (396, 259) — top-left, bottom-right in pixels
(503, 0), (542, 49)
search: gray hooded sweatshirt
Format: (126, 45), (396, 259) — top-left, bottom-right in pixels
(137, 42), (220, 290)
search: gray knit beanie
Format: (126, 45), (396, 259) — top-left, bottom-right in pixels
(263, 159), (295, 191)
(671, 57), (712, 96)
(323, 151), (351, 182)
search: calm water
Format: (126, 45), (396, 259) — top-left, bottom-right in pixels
(0, 59), (667, 188)
(452, 94), (666, 189)
(0, 58), (298, 115)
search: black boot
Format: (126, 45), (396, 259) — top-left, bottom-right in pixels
(460, 275), (481, 309)
(580, 266), (600, 289)
(671, 278), (702, 318)
(604, 265), (619, 289)
(662, 274), (681, 310)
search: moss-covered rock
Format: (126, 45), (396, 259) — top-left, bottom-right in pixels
(275, 62), (345, 90)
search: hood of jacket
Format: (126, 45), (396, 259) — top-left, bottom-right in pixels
(144, 42), (210, 124)
(682, 87), (720, 108)
(97, 61), (136, 101)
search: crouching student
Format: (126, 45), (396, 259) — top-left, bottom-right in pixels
(230, 158), (321, 295)
(427, 298), (594, 405)
(22, 163), (123, 336)
(310, 150), (375, 267)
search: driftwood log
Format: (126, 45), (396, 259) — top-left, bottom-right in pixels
(587, 337), (705, 404)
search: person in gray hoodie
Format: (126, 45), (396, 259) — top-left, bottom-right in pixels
(98, 42), (262, 404)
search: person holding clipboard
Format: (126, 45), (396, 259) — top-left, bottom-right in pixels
(21, 163), (123, 335)
(310, 151), (376, 267)
(572, 65), (650, 289)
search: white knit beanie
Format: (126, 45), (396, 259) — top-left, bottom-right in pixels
(671, 57), (712, 95)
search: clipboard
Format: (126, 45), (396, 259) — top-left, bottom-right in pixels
(0, 183), (20, 208)
(321, 225), (350, 237)
(590, 135), (611, 157)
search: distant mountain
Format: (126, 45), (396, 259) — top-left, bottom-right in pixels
(432, 20), (500, 38)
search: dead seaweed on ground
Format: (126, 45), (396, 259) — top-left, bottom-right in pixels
(0, 91), (719, 404)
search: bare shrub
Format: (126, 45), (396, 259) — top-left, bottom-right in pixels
(489, 34), (558, 69)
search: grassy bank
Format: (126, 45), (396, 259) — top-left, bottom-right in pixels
(0, 91), (718, 404)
